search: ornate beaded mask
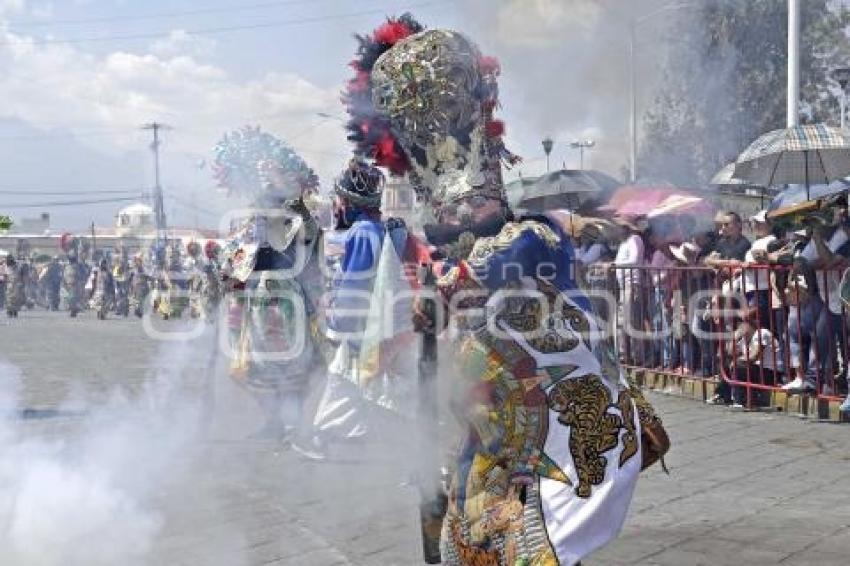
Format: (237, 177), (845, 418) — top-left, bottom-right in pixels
(370, 29), (507, 211)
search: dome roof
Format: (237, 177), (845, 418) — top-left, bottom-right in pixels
(118, 203), (154, 216)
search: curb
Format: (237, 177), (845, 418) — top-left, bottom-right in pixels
(628, 368), (850, 424)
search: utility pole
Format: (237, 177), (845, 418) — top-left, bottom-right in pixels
(787, 0), (800, 128)
(629, 21), (637, 182)
(141, 122), (171, 245)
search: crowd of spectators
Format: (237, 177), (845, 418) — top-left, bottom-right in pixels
(576, 197), (850, 413)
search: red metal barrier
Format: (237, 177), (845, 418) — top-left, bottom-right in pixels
(594, 263), (849, 407)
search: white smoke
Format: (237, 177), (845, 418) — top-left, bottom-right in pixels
(0, 330), (225, 566)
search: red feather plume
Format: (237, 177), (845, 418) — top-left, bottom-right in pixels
(373, 20), (415, 45)
(485, 120), (505, 138)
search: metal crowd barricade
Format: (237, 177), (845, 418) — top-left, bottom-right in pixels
(599, 263), (849, 408)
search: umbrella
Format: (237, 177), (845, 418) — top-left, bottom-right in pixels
(768, 178), (850, 211)
(711, 162), (750, 187)
(515, 169), (620, 212)
(603, 186), (699, 217)
(733, 124), (850, 200)
(712, 161), (773, 209)
(647, 194), (714, 218)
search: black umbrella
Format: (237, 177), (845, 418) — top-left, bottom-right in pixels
(515, 169), (620, 212)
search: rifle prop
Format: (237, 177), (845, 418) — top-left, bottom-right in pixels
(417, 262), (447, 564)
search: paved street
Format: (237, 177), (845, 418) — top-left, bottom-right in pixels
(1, 310), (850, 565)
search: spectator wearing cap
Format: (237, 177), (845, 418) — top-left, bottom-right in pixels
(611, 215), (649, 366)
(575, 222), (616, 324)
(741, 210), (791, 361)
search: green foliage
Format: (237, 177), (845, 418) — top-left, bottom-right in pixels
(0, 215), (12, 231)
(639, 0), (850, 186)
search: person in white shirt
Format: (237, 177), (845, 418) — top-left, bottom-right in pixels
(793, 211), (850, 396)
(723, 311), (783, 407)
(611, 215), (648, 366)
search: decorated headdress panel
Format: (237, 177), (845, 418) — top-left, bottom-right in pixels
(334, 158), (385, 209)
(344, 15), (518, 209)
(212, 126), (319, 203)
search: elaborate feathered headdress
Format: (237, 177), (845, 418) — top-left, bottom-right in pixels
(343, 15), (519, 207)
(344, 14), (424, 176)
(212, 126), (319, 203)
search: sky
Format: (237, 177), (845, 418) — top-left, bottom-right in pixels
(0, 0), (678, 230)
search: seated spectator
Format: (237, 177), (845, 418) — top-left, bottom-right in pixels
(727, 309), (783, 407)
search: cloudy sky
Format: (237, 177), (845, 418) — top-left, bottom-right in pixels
(0, 0), (676, 230)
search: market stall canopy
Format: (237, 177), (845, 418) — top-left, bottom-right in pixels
(734, 124), (850, 199)
(511, 169), (620, 213)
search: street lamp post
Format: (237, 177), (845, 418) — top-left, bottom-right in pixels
(542, 137), (554, 172)
(832, 68), (850, 130)
(570, 140), (596, 170)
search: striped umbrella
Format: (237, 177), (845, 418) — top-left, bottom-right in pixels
(733, 124), (850, 200)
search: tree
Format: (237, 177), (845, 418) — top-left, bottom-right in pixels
(0, 215), (12, 231)
(639, 0), (850, 186)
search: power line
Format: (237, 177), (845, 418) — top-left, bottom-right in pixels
(0, 2), (448, 47)
(4, 197), (141, 208)
(0, 128), (142, 141)
(7, 0), (331, 28)
(0, 188), (141, 195)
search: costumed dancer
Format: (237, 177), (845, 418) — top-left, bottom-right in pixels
(61, 236), (86, 318)
(112, 249), (130, 316)
(199, 240), (223, 321)
(43, 256), (63, 311)
(4, 255), (25, 317)
(128, 253), (151, 318)
(213, 126), (325, 439)
(185, 241), (206, 319)
(155, 244), (189, 320)
(88, 257), (114, 320)
(347, 16), (670, 565)
(0, 256), (6, 309)
(293, 157), (431, 461)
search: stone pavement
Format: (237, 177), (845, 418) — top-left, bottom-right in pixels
(1, 311), (849, 565)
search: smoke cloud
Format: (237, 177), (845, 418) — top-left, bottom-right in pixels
(454, 0), (679, 180)
(0, 329), (242, 566)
